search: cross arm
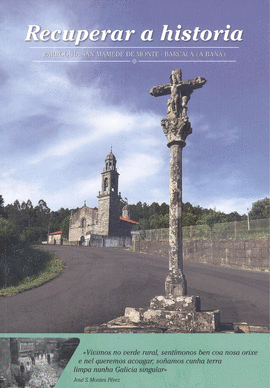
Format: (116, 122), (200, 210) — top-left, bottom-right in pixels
(150, 76), (207, 97)
(180, 76), (207, 91)
(150, 83), (171, 97)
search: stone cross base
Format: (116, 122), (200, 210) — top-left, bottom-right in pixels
(84, 295), (220, 333)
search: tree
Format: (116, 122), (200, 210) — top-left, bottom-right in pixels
(150, 214), (167, 229)
(182, 211), (198, 227)
(0, 218), (22, 287)
(160, 202), (169, 216)
(249, 198), (270, 220)
(136, 218), (150, 231)
(5, 200), (22, 229)
(48, 208), (71, 236)
(37, 199), (50, 215)
(35, 199), (50, 228)
(21, 226), (46, 243)
(20, 200), (35, 227)
(225, 211), (242, 222)
(197, 210), (225, 230)
(0, 218), (21, 255)
(149, 202), (160, 217)
(60, 215), (71, 239)
(0, 195), (4, 217)
(129, 202), (149, 222)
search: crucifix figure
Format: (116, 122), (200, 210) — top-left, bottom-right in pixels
(150, 69), (206, 297)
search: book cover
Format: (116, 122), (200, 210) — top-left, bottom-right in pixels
(0, 0), (269, 387)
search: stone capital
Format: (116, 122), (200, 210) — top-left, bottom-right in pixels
(161, 117), (192, 148)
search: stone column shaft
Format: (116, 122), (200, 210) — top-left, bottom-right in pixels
(165, 142), (187, 297)
(169, 143), (183, 273)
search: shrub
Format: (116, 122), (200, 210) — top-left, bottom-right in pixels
(0, 218), (51, 288)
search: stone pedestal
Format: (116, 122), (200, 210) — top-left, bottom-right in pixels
(84, 295), (220, 333)
(165, 269), (187, 298)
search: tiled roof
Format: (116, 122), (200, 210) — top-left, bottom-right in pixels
(119, 216), (138, 224)
(48, 231), (62, 235)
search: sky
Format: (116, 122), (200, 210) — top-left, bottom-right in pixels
(1, 0), (269, 215)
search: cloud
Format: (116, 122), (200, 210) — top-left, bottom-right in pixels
(190, 113), (239, 145)
(120, 153), (163, 186)
(44, 176), (101, 209)
(199, 197), (259, 215)
(2, 177), (43, 205)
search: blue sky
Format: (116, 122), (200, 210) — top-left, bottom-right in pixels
(1, 0), (269, 215)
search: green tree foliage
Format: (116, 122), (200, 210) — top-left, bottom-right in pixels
(130, 201), (244, 230)
(249, 197), (270, 220)
(34, 199), (50, 229)
(197, 210), (224, 230)
(2, 196), (74, 242)
(49, 208), (71, 234)
(0, 217), (56, 288)
(149, 213), (169, 229)
(0, 217), (21, 256)
(130, 202), (168, 230)
(21, 200), (36, 227)
(0, 217), (23, 287)
(5, 201), (22, 227)
(60, 215), (71, 239)
(0, 194), (265, 241)
(21, 227), (46, 243)
(0, 195), (4, 217)
(224, 211), (242, 222)
(182, 202), (203, 226)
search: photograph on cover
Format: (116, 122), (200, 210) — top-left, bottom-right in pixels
(0, 0), (269, 334)
(1, 0), (269, 386)
(0, 337), (79, 388)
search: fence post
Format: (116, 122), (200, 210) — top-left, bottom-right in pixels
(247, 208), (250, 231)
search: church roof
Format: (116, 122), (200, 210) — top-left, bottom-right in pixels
(120, 216), (137, 224)
(48, 231), (62, 235)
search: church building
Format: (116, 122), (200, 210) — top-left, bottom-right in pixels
(68, 149), (137, 245)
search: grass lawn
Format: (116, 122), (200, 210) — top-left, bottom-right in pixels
(0, 247), (64, 297)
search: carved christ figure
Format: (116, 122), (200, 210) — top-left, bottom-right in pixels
(150, 69), (207, 120)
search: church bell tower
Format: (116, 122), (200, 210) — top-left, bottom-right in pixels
(97, 148), (121, 236)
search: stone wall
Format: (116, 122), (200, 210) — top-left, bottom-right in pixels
(104, 236), (131, 248)
(132, 239), (269, 271)
(64, 235), (131, 248)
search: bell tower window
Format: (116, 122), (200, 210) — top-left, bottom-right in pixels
(111, 177), (116, 192)
(104, 177), (109, 191)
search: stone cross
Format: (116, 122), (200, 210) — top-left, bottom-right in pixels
(150, 69), (206, 297)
